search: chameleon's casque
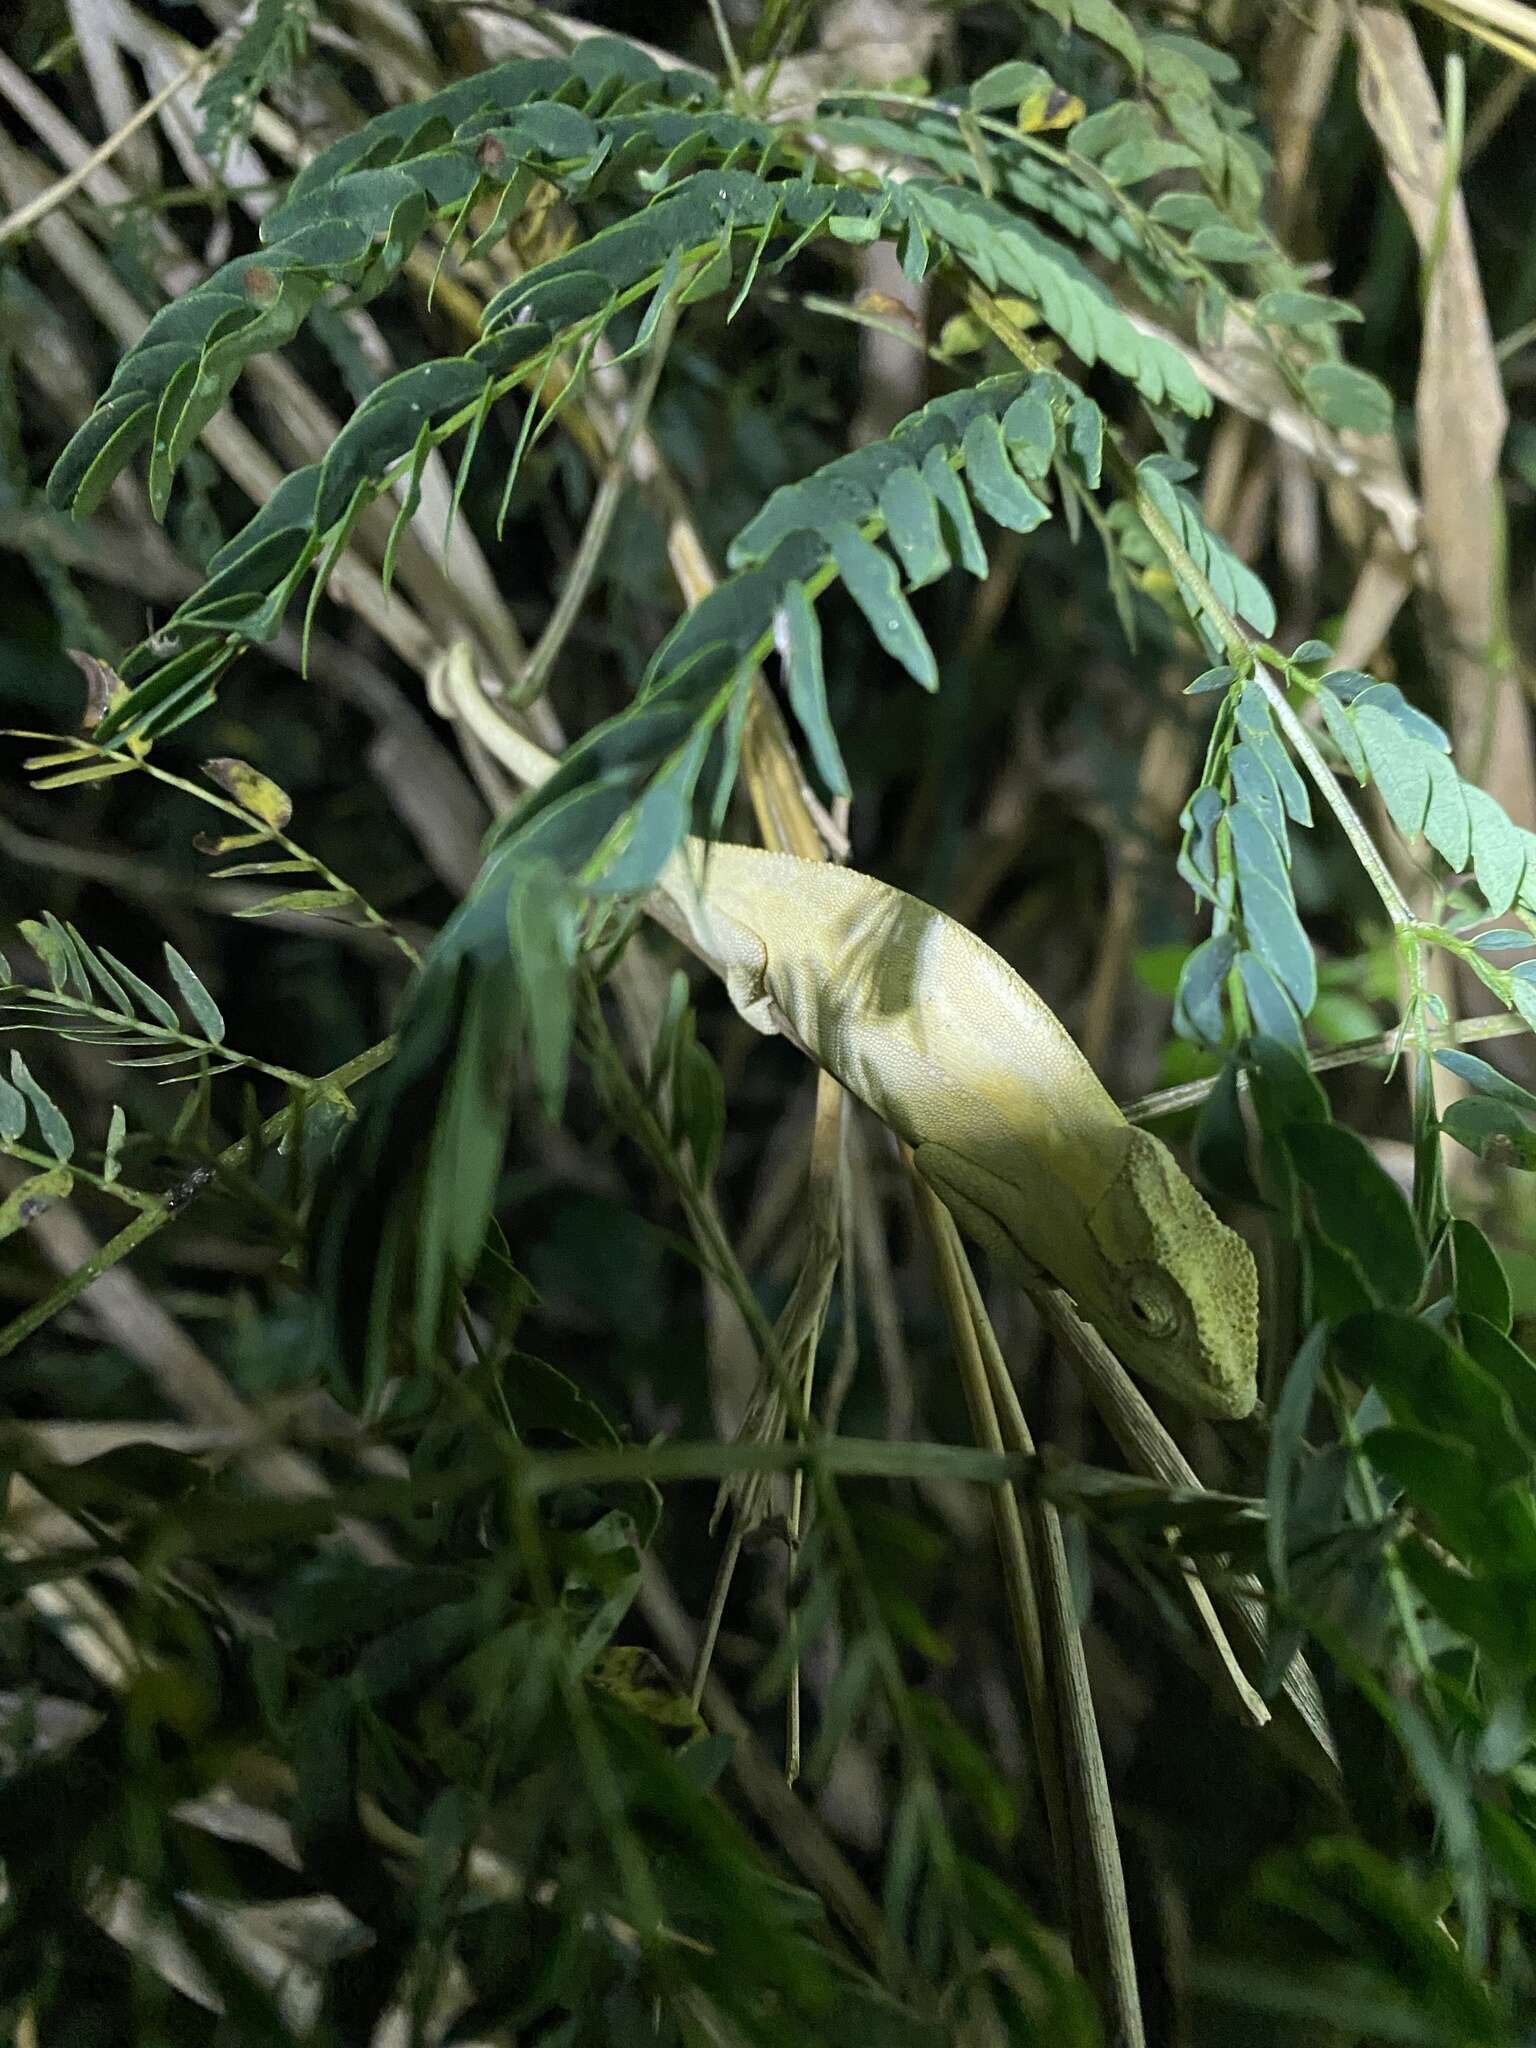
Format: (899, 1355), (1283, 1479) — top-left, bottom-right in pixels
(1080, 1127), (1258, 1418)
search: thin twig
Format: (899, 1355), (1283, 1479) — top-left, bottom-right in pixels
(0, 43), (216, 248)
(703, 0), (749, 101)
(0, 1036), (397, 1358)
(1122, 1007), (1534, 1124)
(1022, 1278), (1340, 1776)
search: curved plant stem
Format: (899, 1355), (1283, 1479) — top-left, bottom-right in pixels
(1122, 1006), (1534, 1123)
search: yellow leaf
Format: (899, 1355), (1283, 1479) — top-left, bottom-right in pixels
(587, 1646), (703, 1736)
(201, 756), (293, 830)
(1018, 84), (1085, 133)
(853, 290), (922, 332)
(33, 761), (139, 789)
(66, 649), (130, 729)
(193, 830), (270, 856)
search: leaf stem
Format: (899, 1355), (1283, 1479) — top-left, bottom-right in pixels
(1253, 668), (1415, 930)
(0, 1035), (397, 1356)
(1121, 1007), (1535, 1122)
(2, 988), (310, 1091)
(0, 1142), (158, 1212)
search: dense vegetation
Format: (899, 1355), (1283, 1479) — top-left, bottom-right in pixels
(2, 0), (1536, 2040)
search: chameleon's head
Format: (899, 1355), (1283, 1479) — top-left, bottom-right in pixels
(1082, 1129), (1258, 1419)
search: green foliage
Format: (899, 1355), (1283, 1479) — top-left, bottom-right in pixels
(196, 0), (315, 167)
(6, 4), (1536, 2045)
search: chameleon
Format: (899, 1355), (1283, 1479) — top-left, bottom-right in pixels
(650, 838), (1259, 1420)
(428, 646), (1259, 1419)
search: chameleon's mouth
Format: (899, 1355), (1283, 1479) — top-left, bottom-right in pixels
(1090, 1304), (1258, 1421)
(1172, 1361), (1257, 1421)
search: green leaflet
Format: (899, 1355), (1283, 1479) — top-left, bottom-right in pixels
(197, 0), (314, 164)
(162, 946), (226, 1045)
(902, 183), (1209, 417)
(1441, 1099), (1536, 1171)
(1434, 1051), (1536, 1117)
(1240, 953), (1305, 1051)
(1255, 289), (1363, 330)
(1172, 930), (1235, 1047)
(960, 414), (1050, 534)
(1302, 363), (1394, 436)
(774, 582), (849, 798)
(1056, 0), (1145, 74)
(1002, 388), (1055, 479)
(9, 1054), (73, 1162)
(1324, 674), (1535, 918)
(1136, 459), (1276, 637)
(1238, 949), (1303, 1051)
(1464, 787), (1527, 916)
(1177, 784), (1225, 907)
(1316, 686), (1369, 783)
(828, 525), (937, 691)
(969, 59), (1059, 114)
(1454, 1227), (1514, 1336)
(878, 468), (950, 589)
(1285, 1123), (1422, 1311)
(1075, 102), (1202, 185)
(1422, 752), (1472, 873)
(816, 104), (1141, 267)
(1229, 743), (1284, 847)
(1227, 802), (1316, 1017)
(1173, 675), (1322, 1050)
(1350, 1312), (1531, 1483)
(0, 1070), (29, 1143)
(1236, 684), (1310, 825)
(729, 374), (1067, 566)
(921, 447), (989, 578)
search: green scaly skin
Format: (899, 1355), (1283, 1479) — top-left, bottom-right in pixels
(654, 839), (1258, 1420)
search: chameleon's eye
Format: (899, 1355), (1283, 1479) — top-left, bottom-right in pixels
(1125, 1271), (1180, 1339)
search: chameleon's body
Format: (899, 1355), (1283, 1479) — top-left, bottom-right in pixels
(427, 652), (1258, 1418)
(654, 838), (1258, 1419)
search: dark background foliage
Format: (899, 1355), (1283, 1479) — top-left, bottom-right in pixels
(1, 1), (1535, 2042)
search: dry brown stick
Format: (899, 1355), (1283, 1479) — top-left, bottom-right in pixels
(0, 42), (213, 247)
(1353, 4), (1533, 820)
(1352, 6), (1534, 1131)
(1264, 0), (1347, 246)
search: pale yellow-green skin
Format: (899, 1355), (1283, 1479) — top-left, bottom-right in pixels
(655, 840), (1258, 1419)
